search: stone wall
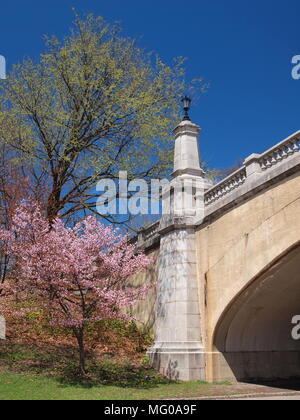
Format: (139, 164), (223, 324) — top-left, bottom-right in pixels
(196, 171), (300, 381)
(128, 248), (159, 335)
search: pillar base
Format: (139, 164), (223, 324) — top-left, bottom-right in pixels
(147, 341), (205, 381)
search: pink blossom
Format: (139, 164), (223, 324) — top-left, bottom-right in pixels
(0, 201), (153, 373)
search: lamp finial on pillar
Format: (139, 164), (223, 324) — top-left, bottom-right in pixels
(181, 96), (192, 121)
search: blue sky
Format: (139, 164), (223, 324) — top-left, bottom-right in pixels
(0, 0), (300, 170)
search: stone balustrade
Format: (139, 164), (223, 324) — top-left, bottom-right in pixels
(204, 167), (247, 206)
(130, 220), (160, 249)
(204, 130), (300, 207)
(141, 221), (160, 241)
(134, 130), (300, 249)
(258, 132), (300, 171)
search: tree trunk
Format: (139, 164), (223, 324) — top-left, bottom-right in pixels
(47, 183), (62, 223)
(74, 328), (86, 375)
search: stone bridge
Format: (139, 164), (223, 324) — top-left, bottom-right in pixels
(132, 116), (300, 383)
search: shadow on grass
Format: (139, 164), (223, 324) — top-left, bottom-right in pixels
(57, 359), (174, 389)
(0, 342), (175, 390)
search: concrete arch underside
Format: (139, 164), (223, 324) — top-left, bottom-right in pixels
(212, 244), (300, 382)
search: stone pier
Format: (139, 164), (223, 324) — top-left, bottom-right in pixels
(147, 118), (207, 381)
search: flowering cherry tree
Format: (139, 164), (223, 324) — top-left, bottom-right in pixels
(0, 202), (152, 373)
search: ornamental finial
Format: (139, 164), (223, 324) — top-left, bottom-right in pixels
(181, 96), (191, 121)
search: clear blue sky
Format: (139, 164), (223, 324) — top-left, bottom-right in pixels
(1, 0), (299, 170)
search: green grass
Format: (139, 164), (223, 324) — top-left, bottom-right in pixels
(0, 341), (234, 400)
(0, 372), (232, 400)
(0, 320), (236, 401)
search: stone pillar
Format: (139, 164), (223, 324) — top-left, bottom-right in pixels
(148, 118), (206, 381)
(173, 120), (203, 176)
(244, 153), (262, 178)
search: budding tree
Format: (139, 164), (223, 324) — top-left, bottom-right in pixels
(0, 13), (197, 225)
(0, 202), (152, 373)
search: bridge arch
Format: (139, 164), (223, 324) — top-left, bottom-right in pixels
(212, 241), (300, 381)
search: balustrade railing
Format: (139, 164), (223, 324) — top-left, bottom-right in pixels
(204, 167), (247, 206)
(141, 221), (160, 241)
(259, 133), (300, 171)
(204, 131), (300, 207)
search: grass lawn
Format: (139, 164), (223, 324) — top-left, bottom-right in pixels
(0, 372), (234, 400)
(0, 320), (235, 400)
(1, 321), (298, 400)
